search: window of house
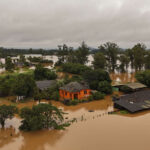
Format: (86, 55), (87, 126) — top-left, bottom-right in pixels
(65, 92), (67, 96)
(84, 90), (87, 94)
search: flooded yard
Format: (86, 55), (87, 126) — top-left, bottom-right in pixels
(0, 73), (150, 150)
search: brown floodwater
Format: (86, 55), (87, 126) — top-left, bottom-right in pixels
(1, 73), (150, 150)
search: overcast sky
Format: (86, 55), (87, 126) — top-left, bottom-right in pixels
(0, 0), (150, 49)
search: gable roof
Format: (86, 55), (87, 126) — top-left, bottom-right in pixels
(125, 82), (147, 90)
(60, 81), (90, 92)
(36, 80), (57, 90)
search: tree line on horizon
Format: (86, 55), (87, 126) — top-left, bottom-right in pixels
(1, 41), (150, 73)
(56, 42), (150, 73)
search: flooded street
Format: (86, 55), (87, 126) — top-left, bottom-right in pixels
(1, 73), (150, 150)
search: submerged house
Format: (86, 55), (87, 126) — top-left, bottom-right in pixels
(59, 81), (91, 100)
(112, 82), (147, 92)
(114, 88), (150, 113)
(36, 80), (57, 91)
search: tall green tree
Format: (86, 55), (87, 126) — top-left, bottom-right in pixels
(132, 43), (146, 71)
(0, 105), (18, 128)
(126, 48), (134, 70)
(99, 42), (119, 72)
(57, 44), (69, 64)
(145, 51), (150, 70)
(5, 57), (14, 71)
(92, 52), (106, 69)
(76, 41), (89, 64)
(19, 55), (26, 63)
(119, 54), (130, 73)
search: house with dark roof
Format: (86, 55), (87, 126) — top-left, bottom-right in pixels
(59, 81), (91, 100)
(36, 80), (57, 91)
(113, 89), (150, 113)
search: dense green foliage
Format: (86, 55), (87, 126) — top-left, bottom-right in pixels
(132, 43), (146, 71)
(0, 105), (18, 128)
(28, 56), (53, 64)
(99, 42), (119, 72)
(62, 63), (91, 75)
(91, 92), (105, 100)
(5, 57), (14, 71)
(119, 54), (130, 73)
(92, 52), (106, 69)
(34, 64), (57, 80)
(120, 85), (132, 93)
(82, 69), (112, 93)
(57, 42), (89, 65)
(135, 70), (150, 87)
(98, 81), (112, 94)
(14, 74), (36, 97)
(34, 86), (60, 102)
(19, 104), (67, 131)
(0, 74), (36, 97)
(0, 47), (57, 58)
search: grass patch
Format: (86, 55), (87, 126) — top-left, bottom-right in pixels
(119, 110), (129, 114)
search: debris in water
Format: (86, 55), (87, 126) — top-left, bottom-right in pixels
(88, 110), (94, 112)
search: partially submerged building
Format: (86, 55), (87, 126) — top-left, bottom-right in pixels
(114, 87), (150, 113)
(112, 82), (147, 92)
(59, 81), (91, 100)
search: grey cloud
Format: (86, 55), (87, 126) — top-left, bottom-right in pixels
(0, 0), (150, 48)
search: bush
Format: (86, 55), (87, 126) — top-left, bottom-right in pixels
(92, 92), (105, 100)
(71, 100), (79, 105)
(120, 85), (132, 93)
(51, 91), (59, 101)
(135, 70), (150, 87)
(63, 99), (80, 106)
(98, 81), (112, 94)
(88, 95), (93, 101)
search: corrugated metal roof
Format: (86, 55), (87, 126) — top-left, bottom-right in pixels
(36, 80), (57, 90)
(125, 82), (147, 90)
(114, 89), (150, 113)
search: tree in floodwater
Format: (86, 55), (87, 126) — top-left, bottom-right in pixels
(0, 105), (18, 128)
(126, 48), (134, 71)
(144, 51), (150, 70)
(19, 104), (69, 131)
(57, 44), (69, 65)
(75, 41), (89, 65)
(5, 57), (14, 71)
(135, 70), (150, 87)
(99, 42), (119, 72)
(92, 52), (106, 69)
(132, 43), (146, 71)
(119, 54), (130, 73)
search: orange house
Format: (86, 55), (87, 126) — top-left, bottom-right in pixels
(59, 81), (91, 100)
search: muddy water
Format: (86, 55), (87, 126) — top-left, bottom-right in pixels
(1, 73), (150, 150)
